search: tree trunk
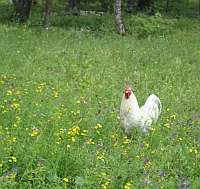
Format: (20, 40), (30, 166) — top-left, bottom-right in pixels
(166, 0), (169, 14)
(137, 0), (152, 10)
(11, 0), (32, 23)
(67, 0), (75, 10)
(126, 0), (135, 13)
(101, 0), (107, 11)
(44, 0), (51, 28)
(114, 0), (126, 35)
(199, 0), (200, 15)
(76, 0), (80, 6)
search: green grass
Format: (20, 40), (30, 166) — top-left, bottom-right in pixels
(0, 17), (200, 189)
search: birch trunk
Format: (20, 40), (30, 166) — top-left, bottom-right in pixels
(114, 0), (126, 35)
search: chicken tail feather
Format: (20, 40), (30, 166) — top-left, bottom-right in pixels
(140, 94), (162, 123)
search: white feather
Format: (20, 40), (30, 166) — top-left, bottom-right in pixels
(140, 94), (162, 123)
(120, 87), (161, 135)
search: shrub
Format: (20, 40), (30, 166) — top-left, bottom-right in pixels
(0, 3), (14, 23)
(127, 12), (177, 38)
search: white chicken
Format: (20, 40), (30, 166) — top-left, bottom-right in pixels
(120, 85), (162, 135)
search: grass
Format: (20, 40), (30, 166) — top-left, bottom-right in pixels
(0, 16), (200, 189)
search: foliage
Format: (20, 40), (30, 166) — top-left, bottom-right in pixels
(153, 0), (199, 18)
(88, 2), (102, 11)
(51, 14), (104, 30)
(0, 3), (14, 22)
(26, 10), (116, 35)
(127, 12), (177, 38)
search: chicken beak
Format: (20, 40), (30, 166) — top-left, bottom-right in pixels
(125, 91), (129, 99)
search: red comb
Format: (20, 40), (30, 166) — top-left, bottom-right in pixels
(126, 85), (130, 91)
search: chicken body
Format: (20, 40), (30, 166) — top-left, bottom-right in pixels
(140, 94), (162, 123)
(120, 86), (161, 135)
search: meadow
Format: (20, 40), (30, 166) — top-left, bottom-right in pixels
(0, 14), (200, 189)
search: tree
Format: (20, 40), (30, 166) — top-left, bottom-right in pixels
(114, 0), (126, 35)
(11, 0), (32, 23)
(137, 0), (152, 10)
(101, 0), (108, 11)
(44, 0), (51, 28)
(166, 0), (169, 14)
(199, 0), (200, 14)
(126, 0), (135, 13)
(76, 0), (80, 7)
(67, 0), (75, 10)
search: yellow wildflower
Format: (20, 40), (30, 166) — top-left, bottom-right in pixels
(2, 74), (6, 79)
(12, 138), (17, 142)
(189, 147), (198, 153)
(7, 90), (12, 95)
(117, 115), (120, 120)
(63, 177), (69, 182)
(9, 156), (17, 162)
(164, 123), (170, 128)
(101, 172), (107, 179)
(71, 137), (75, 142)
(10, 174), (17, 179)
(123, 139), (131, 144)
(150, 126), (156, 131)
(170, 115), (176, 119)
(95, 124), (102, 129)
(87, 138), (95, 145)
(124, 183), (131, 189)
(97, 156), (104, 161)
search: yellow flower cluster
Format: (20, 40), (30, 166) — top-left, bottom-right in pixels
(68, 126), (80, 136)
(144, 161), (151, 169)
(189, 147), (198, 153)
(9, 156), (17, 163)
(124, 183), (131, 189)
(29, 128), (38, 137)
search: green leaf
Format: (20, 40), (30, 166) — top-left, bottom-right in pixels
(46, 172), (57, 182)
(75, 176), (85, 186)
